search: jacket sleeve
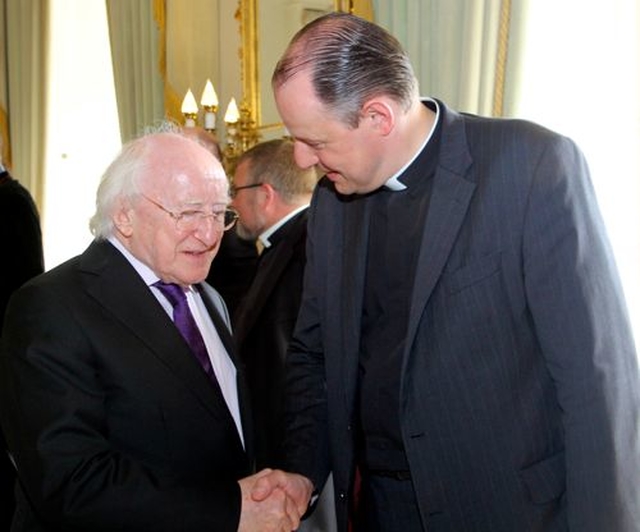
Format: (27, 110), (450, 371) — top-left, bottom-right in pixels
(522, 134), (640, 530)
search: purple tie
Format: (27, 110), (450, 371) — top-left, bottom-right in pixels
(153, 281), (216, 383)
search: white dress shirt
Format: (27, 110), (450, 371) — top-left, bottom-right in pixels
(108, 236), (244, 447)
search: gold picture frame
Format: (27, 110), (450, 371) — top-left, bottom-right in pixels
(238, 0), (372, 133)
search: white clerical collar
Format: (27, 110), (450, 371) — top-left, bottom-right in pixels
(259, 204), (308, 249)
(384, 98), (440, 191)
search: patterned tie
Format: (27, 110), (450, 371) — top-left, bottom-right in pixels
(153, 281), (216, 383)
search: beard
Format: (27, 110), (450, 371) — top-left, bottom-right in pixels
(235, 221), (260, 241)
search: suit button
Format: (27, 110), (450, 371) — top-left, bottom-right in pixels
(338, 491), (347, 502)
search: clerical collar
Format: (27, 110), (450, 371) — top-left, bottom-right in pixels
(259, 203), (309, 249)
(384, 98), (440, 191)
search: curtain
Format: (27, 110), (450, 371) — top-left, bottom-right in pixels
(0, 0), (48, 208)
(106, 0), (164, 143)
(373, 0), (507, 116)
(501, 0), (640, 342)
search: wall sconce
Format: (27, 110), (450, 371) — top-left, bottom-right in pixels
(180, 80), (260, 172)
(223, 97), (241, 166)
(223, 98), (260, 171)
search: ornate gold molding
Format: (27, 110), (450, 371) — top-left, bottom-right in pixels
(238, 0), (259, 125)
(492, 0), (511, 117)
(239, 0), (373, 131)
(0, 104), (11, 169)
(335, 0), (373, 18)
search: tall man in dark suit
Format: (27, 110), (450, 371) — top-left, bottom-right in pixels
(253, 12), (640, 532)
(0, 139), (44, 530)
(0, 127), (304, 531)
(230, 140), (334, 531)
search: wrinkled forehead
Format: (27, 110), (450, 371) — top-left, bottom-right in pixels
(139, 134), (228, 194)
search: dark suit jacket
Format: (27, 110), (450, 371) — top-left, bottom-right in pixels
(207, 227), (259, 319)
(233, 209), (308, 469)
(0, 170), (44, 530)
(0, 170), (44, 331)
(0, 240), (254, 532)
(282, 101), (640, 531)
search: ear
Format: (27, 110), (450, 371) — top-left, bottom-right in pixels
(113, 199), (134, 238)
(361, 98), (394, 136)
(260, 183), (278, 210)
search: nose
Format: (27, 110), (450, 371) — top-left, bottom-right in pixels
(193, 215), (220, 244)
(293, 141), (319, 169)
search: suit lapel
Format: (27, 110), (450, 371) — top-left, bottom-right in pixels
(79, 241), (237, 421)
(235, 249), (289, 339)
(198, 283), (235, 364)
(198, 282), (254, 459)
(405, 104), (476, 349)
(235, 211), (307, 341)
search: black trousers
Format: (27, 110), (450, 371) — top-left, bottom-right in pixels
(1, 438), (16, 531)
(355, 470), (423, 532)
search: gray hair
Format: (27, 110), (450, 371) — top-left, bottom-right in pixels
(235, 138), (318, 204)
(272, 12), (419, 128)
(89, 121), (196, 239)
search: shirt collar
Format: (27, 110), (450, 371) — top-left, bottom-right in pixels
(107, 235), (196, 293)
(384, 98), (440, 191)
(259, 204), (308, 249)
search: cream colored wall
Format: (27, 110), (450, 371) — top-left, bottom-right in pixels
(166, 0), (241, 142)
(163, 0), (338, 142)
(258, 0), (333, 132)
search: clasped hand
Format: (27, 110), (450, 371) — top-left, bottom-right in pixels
(238, 468), (314, 531)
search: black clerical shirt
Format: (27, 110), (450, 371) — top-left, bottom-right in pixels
(358, 116), (442, 471)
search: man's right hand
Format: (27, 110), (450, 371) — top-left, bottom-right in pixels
(238, 469), (303, 531)
(250, 469), (314, 518)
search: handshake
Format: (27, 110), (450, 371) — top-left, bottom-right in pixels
(238, 469), (314, 531)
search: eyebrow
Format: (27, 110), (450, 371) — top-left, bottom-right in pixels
(176, 200), (228, 209)
(295, 136), (325, 147)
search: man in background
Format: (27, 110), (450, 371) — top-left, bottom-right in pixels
(0, 126), (303, 531)
(0, 135), (45, 530)
(231, 139), (334, 531)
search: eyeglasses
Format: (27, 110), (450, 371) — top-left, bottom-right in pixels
(140, 193), (239, 232)
(229, 182), (263, 199)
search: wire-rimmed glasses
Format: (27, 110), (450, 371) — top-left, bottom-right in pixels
(228, 182), (263, 199)
(140, 193), (239, 232)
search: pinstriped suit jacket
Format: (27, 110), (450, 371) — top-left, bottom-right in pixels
(282, 100), (640, 531)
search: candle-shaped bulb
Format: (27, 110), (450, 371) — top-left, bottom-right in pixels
(224, 97), (240, 124)
(181, 89), (198, 127)
(181, 89), (198, 115)
(201, 80), (218, 130)
(200, 79), (219, 107)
